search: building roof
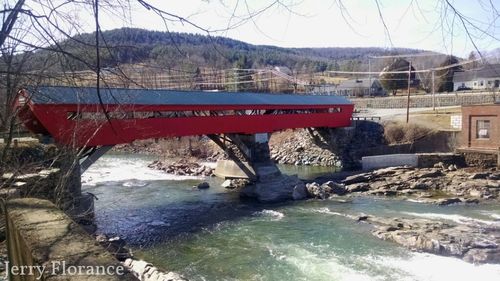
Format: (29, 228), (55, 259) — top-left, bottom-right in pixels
(337, 78), (378, 90)
(453, 64), (500, 83)
(25, 86), (352, 106)
(273, 66), (292, 75)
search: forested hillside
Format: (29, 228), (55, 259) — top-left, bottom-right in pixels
(28, 28), (426, 73)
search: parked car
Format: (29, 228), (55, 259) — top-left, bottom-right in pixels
(457, 85), (472, 91)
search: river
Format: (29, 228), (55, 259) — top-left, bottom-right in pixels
(82, 153), (500, 281)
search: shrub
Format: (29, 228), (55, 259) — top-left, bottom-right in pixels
(383, 122), (433, 144)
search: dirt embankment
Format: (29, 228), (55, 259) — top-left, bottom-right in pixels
(113, 136), (222, 161)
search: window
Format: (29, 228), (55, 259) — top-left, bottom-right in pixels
(476, 120), (490, 139)
(480, 80), (484, 86)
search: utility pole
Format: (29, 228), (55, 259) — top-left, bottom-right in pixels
(406, 61), (412, 123)
(368, 58), (372, 96)
(431, 70), (436, 111)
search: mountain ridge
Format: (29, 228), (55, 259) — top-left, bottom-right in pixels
(30, 27), (432, 73)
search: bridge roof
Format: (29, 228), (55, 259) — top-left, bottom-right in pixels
(26, 86), (352, 106)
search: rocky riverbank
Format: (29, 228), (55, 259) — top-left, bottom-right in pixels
(147, 160), (214, 177)
(300, 165), (500, 264)
(270, 130), (341, 166)
(349, 214), (500, 264)
(305, 165), (499, 204)
(95, 234), (187, 281)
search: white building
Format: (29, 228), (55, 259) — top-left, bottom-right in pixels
(453, 64), (500, 91)
(335, 78), (386, 97)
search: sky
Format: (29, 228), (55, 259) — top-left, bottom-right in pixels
(40, 0), (500, 57)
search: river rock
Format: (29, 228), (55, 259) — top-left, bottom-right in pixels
(123, 258), (188, 281)
(221, 179), (232, 188)
(488, 173), (500, 180)
(324, 166), (500, 203)
(221, 179), (250, 189)
(305, 182), (329, 199)
(292, 182), (308, 200)
(303, 181), (346, 199)
(469, 172), (490, 180)
(410, 182), (429, 190)
(365, 216), (500, 264)
(417, 169), (443, 178)
(322, 181), (347, 195)
(269, 130), (341, 167)
(241, 175), (304, 202)
(463, 248), (500, 264)
(97, 235), (132, 261)
(196, 182), (210, 189)
(434, 162), (446, 169)
(435, 197), (462, 205)
(148, 160), (214, 177)
(342, 174), (371, 185)
(345, 183), (370, 193)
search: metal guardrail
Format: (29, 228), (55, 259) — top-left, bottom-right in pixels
(351, 116), (381, 121)
(0, 132), (36, 143)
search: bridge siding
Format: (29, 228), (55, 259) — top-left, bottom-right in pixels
(16, 87), (354, 147)
(32, 105), (353, 146)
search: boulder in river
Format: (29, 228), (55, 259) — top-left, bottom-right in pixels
(292, 182), (308, 200)
(322, 181), (347, 195)
(196, 182), (210, 189)
(221, 179), (250, 189)
(221, 179), (233, 188)
(96, 235), (132, 261)
(240, 175), (304, 203)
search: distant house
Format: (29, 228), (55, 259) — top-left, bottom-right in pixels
(273, 66), (293, 76)
(335, 78), (386, 97)
(308, 84), (337, 94)
(453, 64), (500, 91)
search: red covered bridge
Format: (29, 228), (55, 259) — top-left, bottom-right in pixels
(15, 86), (354, 148)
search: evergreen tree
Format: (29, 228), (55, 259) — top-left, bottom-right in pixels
(436, 56), (462, 92)
(379, 58), (415, 95)
(233, 54), (253, 92)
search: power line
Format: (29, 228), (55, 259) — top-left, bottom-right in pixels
(368, 52), (446, 59)
(326, 56), (486, 75)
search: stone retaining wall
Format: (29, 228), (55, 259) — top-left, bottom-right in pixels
(5, 198), (137, 280)
(352, 92), (499, 109)
(416, 153), (466, 168)
(462, 151), (499, 168)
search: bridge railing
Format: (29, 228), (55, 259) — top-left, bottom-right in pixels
(351, 116), (382, 122)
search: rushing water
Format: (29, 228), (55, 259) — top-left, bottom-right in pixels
(83, 153), (500, 281)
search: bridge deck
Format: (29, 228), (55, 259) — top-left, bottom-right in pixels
(15, 86), (354, 147)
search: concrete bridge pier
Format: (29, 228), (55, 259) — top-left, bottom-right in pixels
(52, 151), (96, 232)
(210, 133), (280, 180)
(209, 133), (305, 202)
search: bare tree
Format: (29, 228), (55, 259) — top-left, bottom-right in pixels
(1, 0), (499, 199)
